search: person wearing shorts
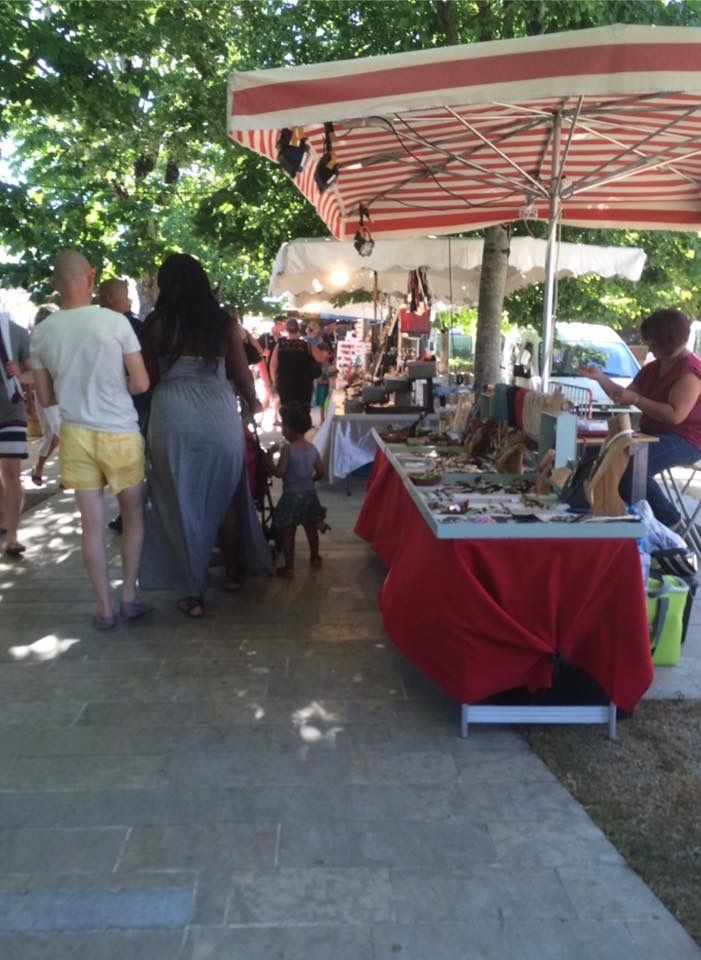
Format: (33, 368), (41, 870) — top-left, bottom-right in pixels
(31, 250), (152, 629)
(0, 310), (32, 557)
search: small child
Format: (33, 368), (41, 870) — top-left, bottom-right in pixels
(267, 401), (326, 577)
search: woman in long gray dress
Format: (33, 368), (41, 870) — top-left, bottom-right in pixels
(139, 253), (272, 618)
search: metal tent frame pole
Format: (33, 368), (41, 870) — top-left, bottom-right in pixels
(541, 112), (562, 393)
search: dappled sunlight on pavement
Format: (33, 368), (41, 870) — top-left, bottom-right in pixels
(0, 440), (699, 958)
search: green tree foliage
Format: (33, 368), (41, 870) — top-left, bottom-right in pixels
(506, 226), (701, 336)
(1, 0), (700, 315)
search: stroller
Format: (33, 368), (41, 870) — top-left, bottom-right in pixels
(244, 420), (276, 548)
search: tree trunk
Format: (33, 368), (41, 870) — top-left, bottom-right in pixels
(472, 1), (510, 400)
(439, 328), (450, 377)
(473, 224), (510, 397)
(435, 0), (511, 401)
(136, 273), (158, 319)
(435, 0), (458, 44)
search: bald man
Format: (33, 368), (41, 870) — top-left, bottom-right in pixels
(31, 250), (152, 629)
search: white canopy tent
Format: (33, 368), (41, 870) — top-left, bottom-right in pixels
(269, 235), (646, 307)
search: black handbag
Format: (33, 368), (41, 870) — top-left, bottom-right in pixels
(651, 547), (698, 580)
(243, 335), (262, 365)
(558, 450), (598, 513)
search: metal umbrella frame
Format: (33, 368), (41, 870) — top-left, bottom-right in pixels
(229, 24), (701, 386)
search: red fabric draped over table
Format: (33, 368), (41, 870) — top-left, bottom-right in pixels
(355, 451), (653, 713)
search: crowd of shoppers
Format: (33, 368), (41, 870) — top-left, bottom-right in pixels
(1, 249), (330, 628)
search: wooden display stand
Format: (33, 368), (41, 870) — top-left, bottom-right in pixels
(585, 413), (633, 517)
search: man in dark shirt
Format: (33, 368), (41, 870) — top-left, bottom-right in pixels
(259, 316), (286, 359)
(259, 316), (287, 425)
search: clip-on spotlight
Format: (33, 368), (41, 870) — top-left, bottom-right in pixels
(276, 127), (310, 178)
(353, 205), (375, 257)
(315, 122), (339, 193)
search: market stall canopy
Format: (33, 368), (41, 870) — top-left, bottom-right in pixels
(269, 236), (646, 306)
(293, 297), (379, 320)
(228, 24), (701, 239)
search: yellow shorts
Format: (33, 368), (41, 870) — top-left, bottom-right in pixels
(60, 426), (145, 494)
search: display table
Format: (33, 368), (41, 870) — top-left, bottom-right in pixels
(313, 403), (420, 485)
(355, 447), (653, 735)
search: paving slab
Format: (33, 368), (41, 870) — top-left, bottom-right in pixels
(0, 444), (698, 958)
(182, 924), (374, 960)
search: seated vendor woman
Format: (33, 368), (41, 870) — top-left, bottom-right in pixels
(580, 308), (701, 530)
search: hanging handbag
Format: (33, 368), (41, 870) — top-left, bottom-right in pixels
(557, 450), (598, 512)
(242, 335), (262, 365)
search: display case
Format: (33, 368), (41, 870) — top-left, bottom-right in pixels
(377, 433), (644, 541)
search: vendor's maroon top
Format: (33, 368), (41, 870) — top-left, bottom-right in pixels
(633, 351), (701, 449)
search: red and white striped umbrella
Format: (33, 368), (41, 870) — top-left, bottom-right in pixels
(228, 24), (701, 240)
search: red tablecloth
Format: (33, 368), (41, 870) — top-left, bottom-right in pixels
(355, 451), (653, 713)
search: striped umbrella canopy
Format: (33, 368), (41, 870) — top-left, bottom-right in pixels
(228, 23), (701, 383)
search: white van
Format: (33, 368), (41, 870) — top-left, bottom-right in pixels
(506, 322), (641, 407)
(688, 320), (701, 357)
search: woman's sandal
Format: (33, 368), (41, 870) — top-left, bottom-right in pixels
(30, 474), (44, 487)
(223, 566), (244, 592)
(177, 596), (205, 619)
(94, 612), (117, 631)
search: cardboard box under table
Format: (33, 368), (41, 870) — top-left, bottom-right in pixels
(355, 437), (653, 737)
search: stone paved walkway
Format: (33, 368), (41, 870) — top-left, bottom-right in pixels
(1, 452), (700, 959)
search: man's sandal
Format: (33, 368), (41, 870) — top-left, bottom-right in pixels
(177, 596), (205, 619)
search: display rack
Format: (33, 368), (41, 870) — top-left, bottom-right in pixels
(538, 410), (578, 468)
(335, 333), (370, 388)
(377, 434), (644, 541)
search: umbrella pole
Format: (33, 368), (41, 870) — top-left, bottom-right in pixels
(541, 213), (560, 392)
(541, 114), (562, 393)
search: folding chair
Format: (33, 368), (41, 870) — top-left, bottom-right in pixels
(658, 464), (701, 556)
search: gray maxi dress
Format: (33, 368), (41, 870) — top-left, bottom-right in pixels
(140, 356), (272, 597)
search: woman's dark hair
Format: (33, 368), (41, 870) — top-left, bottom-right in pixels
(149, 253), (229, 362)
(640, 309), (691, 354)
(281, 401), (312, 435)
